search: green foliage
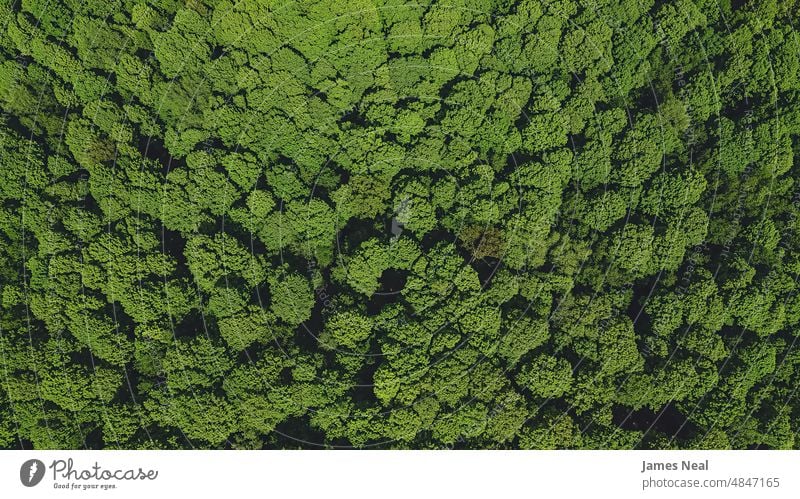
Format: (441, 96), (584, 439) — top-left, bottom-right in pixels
(0, 0), (798, 450)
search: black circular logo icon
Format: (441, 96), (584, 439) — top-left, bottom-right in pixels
(20, 459), (45, 487)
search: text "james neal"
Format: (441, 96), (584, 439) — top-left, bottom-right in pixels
(641, 460), (709, 473)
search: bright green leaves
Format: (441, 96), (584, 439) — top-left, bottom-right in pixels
(612, 115), (666, 188)
(520, 13), (562, 74)
(515, 153), (572, 192)
(332, 174), (392, 222)
(2, 0), (800, 452)
(521, 113), (570, 154)
(561, 19), (613, 76)
(403, 243), (480, 311)
(516, 354), (573, 398)
(518, 410), (583, 449)
(655, 0), (707, 49)
(320, 311), (373, 351)
(162, 336), (233, 392)
(0, 124), (48, 198)
(142, 335), (240, 443)
(331, 239), (389, 296)
(497, 316), (549, 365)
(150, 392), (238, 446)
(640, 169), (708, 215)
(70, 15), (128, 72)
(452, 23), (495, 74)
(160, 160), (237, 232)
(577, 191), (629, 232)
(268, 271), (314, 326)
(223, 152), (262, 191)
(218, 307), (276, 352)
(186, 233), (265, 292)
(151, 8), (211, 79)
(245, 190), (276, 220)
(260, 199), (337, 264)
(604, 224), (656, 280)
(393, 192), (438, 237)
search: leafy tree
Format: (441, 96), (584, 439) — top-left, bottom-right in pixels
(1, 0), (799, 450)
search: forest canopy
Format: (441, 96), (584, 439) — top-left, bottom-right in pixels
(1, 0), (800, 449)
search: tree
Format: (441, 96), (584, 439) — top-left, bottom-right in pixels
(1, 0), (799, 451)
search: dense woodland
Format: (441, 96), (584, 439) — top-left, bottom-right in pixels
(1, 0), (799, 449)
